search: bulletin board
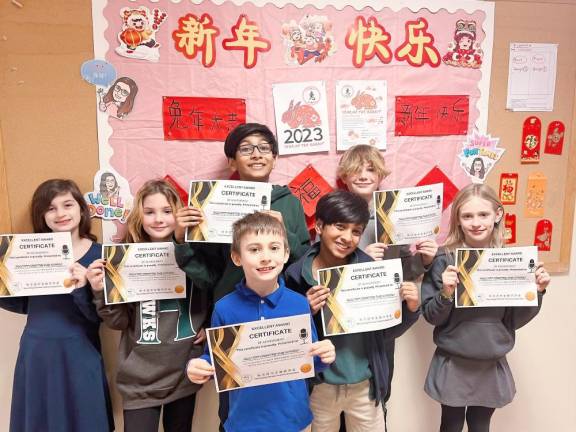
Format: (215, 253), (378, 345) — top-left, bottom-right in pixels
(0, 0), (574, 273)
(485, 0), (576, 272)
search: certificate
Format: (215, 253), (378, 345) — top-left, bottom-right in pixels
(374, 183), (443, 245)
(103, 242), (186, 304)
(186, 180), (272, 243)
(318, 259), (403, 336)
(0, 233), (74, 297)
(207, 314), (314, 393)
(456, 246), (539, 308)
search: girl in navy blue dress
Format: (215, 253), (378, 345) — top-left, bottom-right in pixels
(0, 179), (114, 432)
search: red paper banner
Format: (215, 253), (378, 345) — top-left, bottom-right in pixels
(163, 174), (188, 204)
(162, 96), (246, 140)
(395, 95), (469, 136)
(288, 165), (333, 217)
(416, 166), (459, 211)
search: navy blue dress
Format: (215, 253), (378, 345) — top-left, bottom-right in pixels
(0, 242), (114, 432)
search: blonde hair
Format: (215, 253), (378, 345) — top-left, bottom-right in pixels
(444, 183), (504, 251)
(125, 180), (182, 242)
(231, 212), (289, 254)
(336, 144), (391, 181)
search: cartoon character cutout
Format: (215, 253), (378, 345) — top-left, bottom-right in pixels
(469, 157), (486, 180)
(115, 6), (167, 62)
(97, 77), (138, 119)
(100, 172), (121, 200)
(281, 15), (335, 65)
(443, 20), (483, 69)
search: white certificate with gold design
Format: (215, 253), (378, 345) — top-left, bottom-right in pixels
(206, 314), (314, 393)
(318, 259), (403, 336)
(455, 246), (539, 308)
(0, 233), (75, 297)
(374, 183), (443, 245)
(103, 243), (186, 304)
(185, 180), (272, 243)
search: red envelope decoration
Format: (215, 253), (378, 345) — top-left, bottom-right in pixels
(504, 213), (516, 245)
(499, 173), (518, 205)
(416, 166), (459, 211)
(521, 116), (541, 163)
(534, 219), (552, 251)
(544, 121), (565, 155)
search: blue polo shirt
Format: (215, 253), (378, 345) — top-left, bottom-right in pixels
(202, 277), (325, 432)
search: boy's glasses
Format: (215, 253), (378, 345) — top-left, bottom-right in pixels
(237, 143), (273, 156)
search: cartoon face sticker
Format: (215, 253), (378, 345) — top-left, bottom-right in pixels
(97, 77), (138, 120)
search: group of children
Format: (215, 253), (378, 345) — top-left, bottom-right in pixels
(0, 123), (550, 432)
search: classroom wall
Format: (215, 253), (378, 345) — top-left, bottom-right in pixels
(1, 1), (575, 431)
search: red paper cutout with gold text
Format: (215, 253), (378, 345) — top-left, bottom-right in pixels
(504, 213), (516, 245)
(163, 175), (188, 204)
(534, 219), (552, 251)
(162, 97), (246, 141)
(499, 173), (518, 205)
(544, 121), (565, 155)
(288, 165), (333, 217)
(395, 95), (469, 136)
(521, 116), (541, 163)
(416, 166), (459, 211)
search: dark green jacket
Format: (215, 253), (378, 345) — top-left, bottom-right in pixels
(175, 185), (310, 301)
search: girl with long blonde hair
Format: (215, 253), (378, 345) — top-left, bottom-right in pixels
(87, 179), (209, 432)
(421, 183), (550, 432)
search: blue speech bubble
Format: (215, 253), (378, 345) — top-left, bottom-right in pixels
(81, 60), (117, 87)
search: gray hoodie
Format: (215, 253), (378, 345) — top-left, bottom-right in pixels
(93, 283), (209, 410)
(421, 249), (544, 360)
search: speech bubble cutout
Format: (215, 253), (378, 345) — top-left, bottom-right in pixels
(81, 60), (117, 87)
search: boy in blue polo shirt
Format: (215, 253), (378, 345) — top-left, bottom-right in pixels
(187, 212), (335, 432)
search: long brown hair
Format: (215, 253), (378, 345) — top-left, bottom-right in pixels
(444, 183), (504, 252)
(103, 77), (138, 119)
(124, 179), (182, 242)
(31, 179), (96, 241)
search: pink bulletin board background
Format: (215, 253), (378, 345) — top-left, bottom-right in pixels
(92, 0), (494, 242)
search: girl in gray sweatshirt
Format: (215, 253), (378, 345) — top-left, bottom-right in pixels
(87, 180), (209, 432)
(421, 184), (550, 432)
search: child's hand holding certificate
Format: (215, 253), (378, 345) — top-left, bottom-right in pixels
(318, 259), (404, 336)
(455, 246), (539, 308)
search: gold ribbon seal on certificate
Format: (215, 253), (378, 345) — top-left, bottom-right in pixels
(210, 326), (244, 390)
(104, 245), (130, 303)
(457, 249), (484, 307)
(320, 267), (347, 335)
(375, 191), (400, 244)
(188, 181), (218, 241)
(0, 236), (15, 296)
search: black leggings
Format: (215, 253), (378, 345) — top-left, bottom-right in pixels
(440, 405), (495, 432)
(123, 393), (197, 432)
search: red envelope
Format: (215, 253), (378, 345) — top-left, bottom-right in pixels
(416, 166), (459, 210)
